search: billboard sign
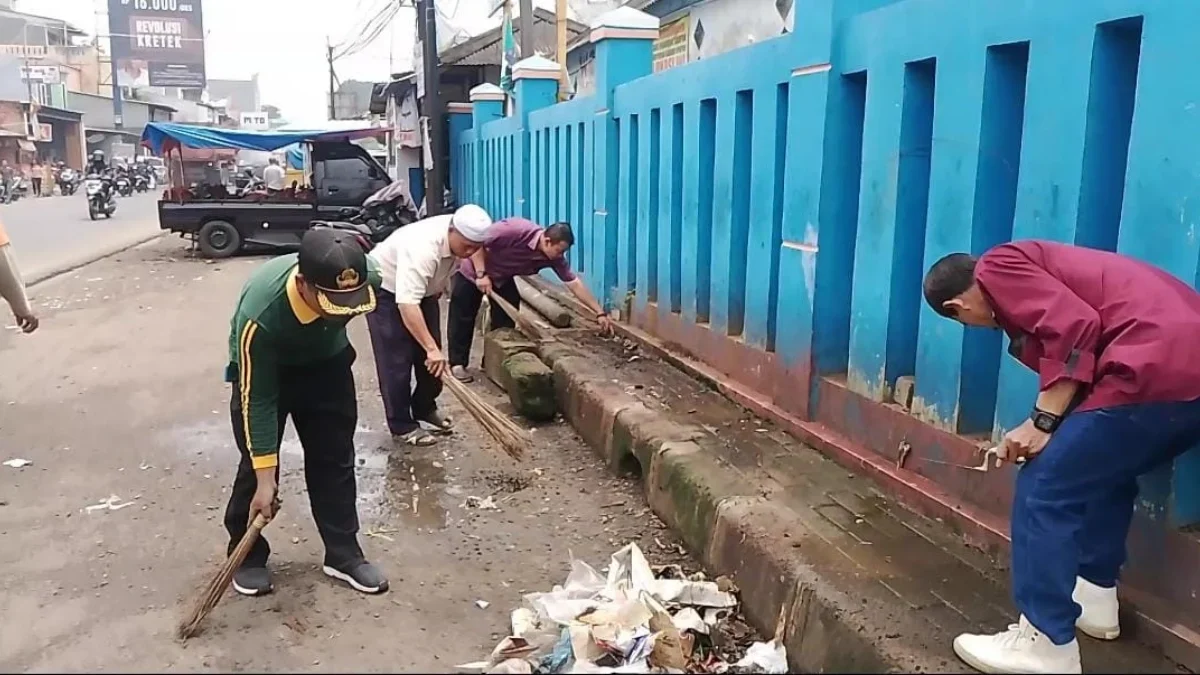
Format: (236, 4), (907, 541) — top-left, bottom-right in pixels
(109, 0), (207, 88)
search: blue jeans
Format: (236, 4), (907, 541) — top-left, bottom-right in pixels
(1012, 398), (1200, 645)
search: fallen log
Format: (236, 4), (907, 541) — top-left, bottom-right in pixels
(514, 277), (572, 328)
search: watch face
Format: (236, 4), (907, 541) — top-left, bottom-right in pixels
(1033, 413), (1055, 432)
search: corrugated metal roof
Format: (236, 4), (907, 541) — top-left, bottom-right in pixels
(440, 7), (586, 67)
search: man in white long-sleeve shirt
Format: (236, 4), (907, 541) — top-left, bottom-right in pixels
(365, 205), (493, 446)
(0, 221), (36, 333)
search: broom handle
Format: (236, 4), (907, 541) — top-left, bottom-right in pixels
(487, 290), (522, 325)
(227, 513), (270, 563)
(248, 512), (269, 533)
(487, 289), (547, 341)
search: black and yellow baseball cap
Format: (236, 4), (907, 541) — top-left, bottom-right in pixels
(298, 228), (376, 316)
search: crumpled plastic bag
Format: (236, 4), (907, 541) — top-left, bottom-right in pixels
(732, 640), (787, 674)
(487, 658), (534, 674)
(525, 555), (611, 626)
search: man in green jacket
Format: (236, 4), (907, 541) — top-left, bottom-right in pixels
(223, 228), (387, 596)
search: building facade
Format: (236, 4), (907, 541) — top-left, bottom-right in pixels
(207, 76), (261, 121)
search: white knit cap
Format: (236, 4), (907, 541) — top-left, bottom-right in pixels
(450, 204), (493, 243)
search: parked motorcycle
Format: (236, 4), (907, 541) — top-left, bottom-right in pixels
(6, 175), (28, 202)
(86, 173), (117, 220)
(310, 180), (419, 252)
(57, 167), (80, 196)
(356, 180), (419, 237)
(114, 173), (133, 197)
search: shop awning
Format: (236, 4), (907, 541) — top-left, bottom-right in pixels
(141, 122), (385, 155)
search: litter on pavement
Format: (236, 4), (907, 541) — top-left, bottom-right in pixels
(84, 494), (138, 514)
(457, 543), (787, 674)
(2, 458), (32, 468)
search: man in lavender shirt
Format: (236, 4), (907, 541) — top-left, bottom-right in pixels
(447, 219), (611, 381)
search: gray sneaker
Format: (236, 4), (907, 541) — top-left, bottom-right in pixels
(323, 561), (389, 594)
(232, 565), (273, 596)
(450, 365), (474, 383)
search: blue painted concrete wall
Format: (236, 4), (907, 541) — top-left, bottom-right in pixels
(452, 0), (1200, 525)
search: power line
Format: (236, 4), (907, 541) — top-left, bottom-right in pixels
(334, 0), (410, 61)
(335, 2), (401, 60)
(333, 0), (392, 51)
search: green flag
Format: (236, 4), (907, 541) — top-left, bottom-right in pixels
(500, 3), (519, 92)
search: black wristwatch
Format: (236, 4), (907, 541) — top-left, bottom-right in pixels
(475, 269), (487, 280)
(1030, 408), (1062, 433)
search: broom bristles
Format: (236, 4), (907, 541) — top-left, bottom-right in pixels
(178, 513), (270, 639)
(442, 374), (529, 460)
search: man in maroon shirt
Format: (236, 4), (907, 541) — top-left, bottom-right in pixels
(923, 240), (1200, 674)
(447, 219), (612, 382)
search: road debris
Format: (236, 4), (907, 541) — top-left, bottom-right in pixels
(477, 599), (492, 609)
(364, 527), (398, 542)
(84, 494), (138, 514)
(462, 495), (501, 511)
(2, 458), (32, 468)
(458, 543), (782, 673)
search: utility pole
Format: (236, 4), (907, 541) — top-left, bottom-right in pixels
(104, 10), (125, 129)
(21, 24), (33, 103)
(555, 0), (568, 101)
(327, 37), (337, 120)
(518, 0), (534, 59)
(416, 0), (445, 216)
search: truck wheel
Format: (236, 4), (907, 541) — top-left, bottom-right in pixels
(198, 220), (241, 258)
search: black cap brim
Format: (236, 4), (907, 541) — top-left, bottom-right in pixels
(316, 284), (376, 317)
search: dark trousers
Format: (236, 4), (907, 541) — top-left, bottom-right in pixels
(447, 272), (522, 367)
(366, 288), (443, 436)
(223, 347), (364, 568)
(1012, 397), (1200, 644)
(31, 177), (41, 195)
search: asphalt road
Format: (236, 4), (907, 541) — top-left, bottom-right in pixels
(1, 191), (163, 283)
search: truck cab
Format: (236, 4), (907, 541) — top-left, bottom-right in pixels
(158, 140), (392, 258)
(312, 141), (391, 218)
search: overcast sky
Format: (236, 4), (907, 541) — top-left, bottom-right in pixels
(19, 0), (501, 125)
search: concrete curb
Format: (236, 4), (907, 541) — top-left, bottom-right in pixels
(538, 341), (913, 673)
(27, 232), (167, 287)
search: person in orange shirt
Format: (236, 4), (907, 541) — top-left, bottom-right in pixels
(0, 221), (37, 332)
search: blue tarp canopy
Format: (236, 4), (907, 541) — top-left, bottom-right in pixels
(140, 122), (382, 155)
(285, 144), (304, 170)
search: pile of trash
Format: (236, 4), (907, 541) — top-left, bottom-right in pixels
(457, 544), (787, 674)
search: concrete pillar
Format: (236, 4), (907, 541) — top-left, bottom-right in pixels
(512, 55), (563, 221)
(468, 84), (506, 208)
(446, 102), (474, 207)
(512, 55), (560, 120)
(469, 83), (505, 128)
(588, 6), (658, 307)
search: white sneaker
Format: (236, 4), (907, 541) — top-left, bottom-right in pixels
(953, 615), (1082, 674)
(1073, 576), (1120, 640)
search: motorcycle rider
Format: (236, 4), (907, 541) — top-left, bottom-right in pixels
(87, 150), (108, 176)
(110, 158), (133, 196)
(132, 157), (151, 191)
(86, 151), (116, 206)
(55, 160), (76, 196)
